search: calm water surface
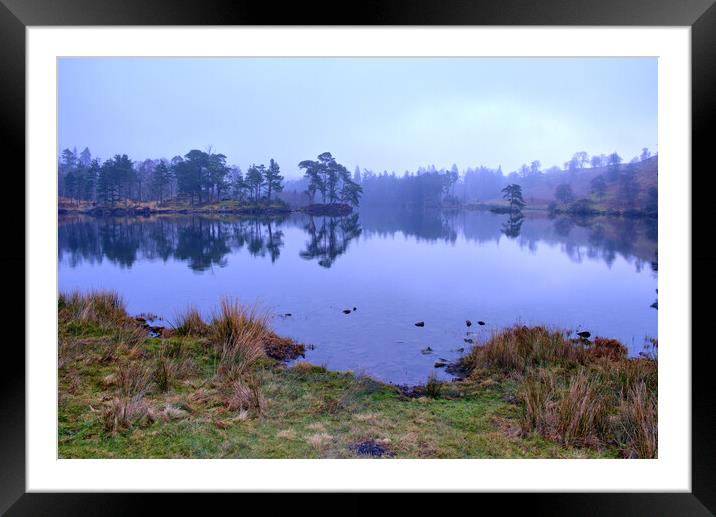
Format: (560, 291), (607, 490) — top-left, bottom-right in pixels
(58, 209), (658, 384)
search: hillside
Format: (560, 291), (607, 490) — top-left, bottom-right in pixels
(515, 156), (658, 213)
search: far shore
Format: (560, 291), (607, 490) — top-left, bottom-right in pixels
(58, 200), (354, 218)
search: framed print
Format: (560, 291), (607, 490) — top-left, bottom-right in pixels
(2, 0), (715, 513)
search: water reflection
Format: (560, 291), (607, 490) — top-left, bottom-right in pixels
(501, 212), (525, 239)
(59, 210), (657, 273)
(300, 214), (362, 268)
(59, 209), (657, 383)
(59, 215), (289, 271)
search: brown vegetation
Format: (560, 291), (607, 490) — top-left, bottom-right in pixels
(460, 325), (657, 458)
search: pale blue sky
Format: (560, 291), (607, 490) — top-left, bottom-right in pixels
(58, 57), (657, 178)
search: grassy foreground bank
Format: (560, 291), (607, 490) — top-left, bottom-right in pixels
(58, 291), (656, 459)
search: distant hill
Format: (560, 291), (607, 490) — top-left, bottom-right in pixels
(483, 156), (658, 215)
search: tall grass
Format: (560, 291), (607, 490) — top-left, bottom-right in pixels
(616, 383), (658, 458)
(463, 325), (657, 458)
(59, 290), (127, 326)
(173, 306), (208, 336)
(103, 362), (155, 433)
(462, 325), (587, 373)
(209, 298), (268, 381)
(205, 298), (270, 416)
(59, 290), (146, 365)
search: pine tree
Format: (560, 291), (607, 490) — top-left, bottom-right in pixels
(264, 159), (284, 202)
(501, 184), (526, 213)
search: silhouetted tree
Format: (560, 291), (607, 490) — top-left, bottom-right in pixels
(501, 184), (526, 212)
(151, 161), (173, 202)
(606, 152), (623, 182)
(264, 159), (284, 202)
(245, 164), (266, 203)
(554, 183), (575, 205)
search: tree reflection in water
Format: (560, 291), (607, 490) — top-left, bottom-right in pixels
(59, 210), (656, 273)
(500, 211), (525, 239)
(299, 214), (362, 268)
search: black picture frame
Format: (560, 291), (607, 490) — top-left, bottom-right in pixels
(2, 0), (714, 514)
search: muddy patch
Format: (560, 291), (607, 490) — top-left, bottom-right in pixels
(349, 440), (394, 458)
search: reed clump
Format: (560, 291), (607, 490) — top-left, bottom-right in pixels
(209, 298), (269, 415)
(59, 290), (128, 327)
(102, 362), (155, 434)
(462, 325), (657, 458)
(173, 306), (209, 336)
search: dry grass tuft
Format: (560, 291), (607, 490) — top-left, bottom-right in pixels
(102, 362), (155, 434)
(461, 325), (657, 457)
(424, 373), (442, 399)
(587, 337), (628, 362)
(226, 379), (265, 415)
(102, 398), (155, 434)
(210, 298), (268, 381)
(616, 382), (658, 458)
(116, 362), (153, 399)
(173, 306), (209, 336)
(306, 432), (333, 450)
(59, 290), (127, 327)
(463, 325), (585, 374)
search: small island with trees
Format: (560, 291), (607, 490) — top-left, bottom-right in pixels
(58, 147), (362, 217)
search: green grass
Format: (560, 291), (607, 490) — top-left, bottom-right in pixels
(58, 293), (626, 459)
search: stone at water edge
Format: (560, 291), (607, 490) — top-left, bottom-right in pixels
(477, 321), (485, 326)
(342, 309), (352, 314)
(466, 320), (472, 327)
(415, 321), (425, 327)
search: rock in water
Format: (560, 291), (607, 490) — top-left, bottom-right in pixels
(466, 320), (472, 327)
(352, 307), (357, 311)
(342, 309), (351, 314)
(434, 360), (448, 368)
(477, 321), (485, 326)
(464, 338), (474, 344)
(421, 347), (433, 355)
(415, 321), (425, 327)
(577, 331), (591, 338)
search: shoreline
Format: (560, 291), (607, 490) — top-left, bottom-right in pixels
(58, 202), (354, 218)
(58, 291), (657, 459)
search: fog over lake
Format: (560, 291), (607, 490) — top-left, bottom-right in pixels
(59, 209), (657, 384)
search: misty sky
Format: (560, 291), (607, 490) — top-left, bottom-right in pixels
(58, 57), (657, 178)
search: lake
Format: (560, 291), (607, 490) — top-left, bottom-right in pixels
(58, 209), (658, 385)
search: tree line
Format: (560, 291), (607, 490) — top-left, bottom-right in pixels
(59, 147), (288, 207)
(320, 148), (655, 209)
